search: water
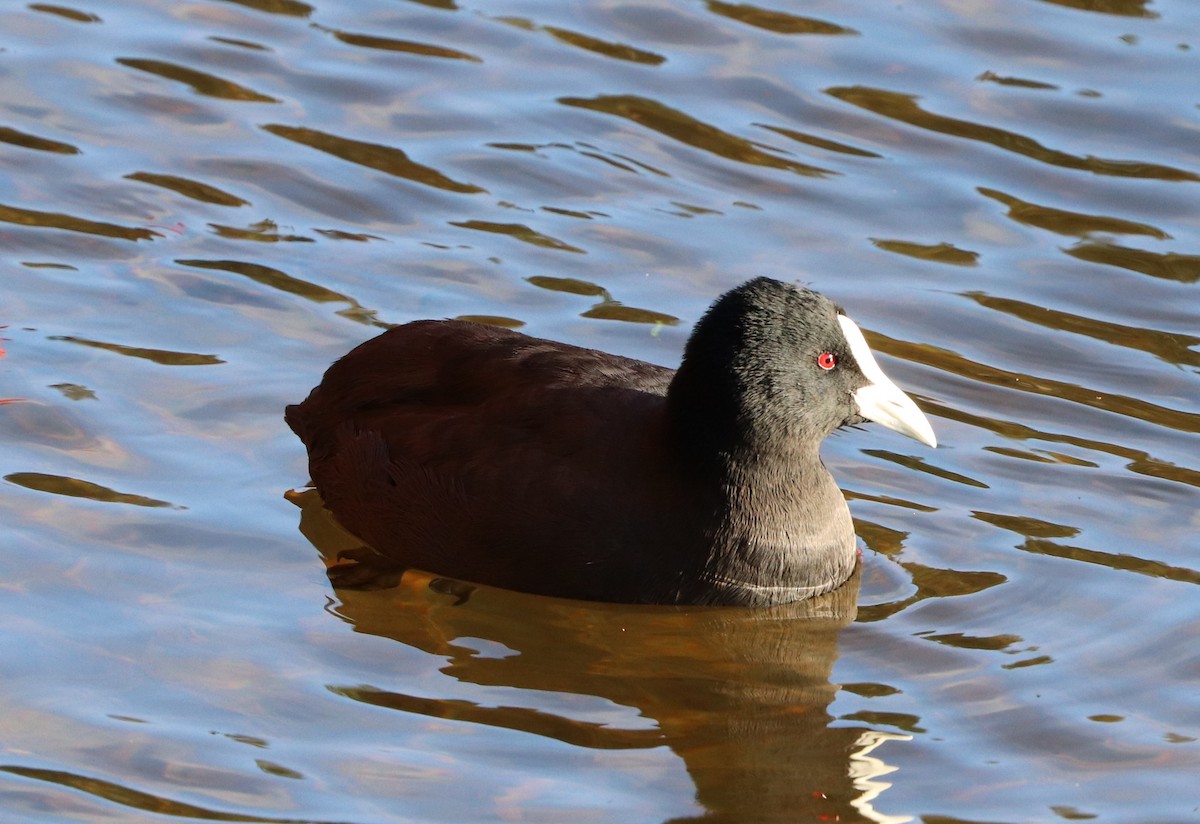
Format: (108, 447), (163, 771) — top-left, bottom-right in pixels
(2, 0), (1198, 821)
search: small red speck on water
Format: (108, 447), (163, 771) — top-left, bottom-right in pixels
(144, 221), (186, 235)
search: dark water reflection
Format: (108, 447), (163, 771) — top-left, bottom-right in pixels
(2, 0), (1199, 821)
(336, 575), (866, 824)
(298, 488), (898, 824)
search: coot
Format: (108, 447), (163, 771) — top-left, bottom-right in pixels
(287, 277), (936, 606)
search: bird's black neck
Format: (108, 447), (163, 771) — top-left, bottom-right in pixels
(664, 366), (855, 606)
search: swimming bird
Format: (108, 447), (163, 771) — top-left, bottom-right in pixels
(286, 277), (936, 606)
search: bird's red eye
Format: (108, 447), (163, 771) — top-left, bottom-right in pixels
(817, 352), (836, 371)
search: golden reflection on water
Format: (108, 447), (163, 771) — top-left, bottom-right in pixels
(965, 291), (1200, 367)
(1067, 241), (1200, 283)
(0, 203), (159, 241)
(870, 239), (979, 267)
(977, 187), (1170, 239)
(704, 1), (858, 36)
(125, 172), (250, 207)
(0, 765), (291, 823)
(0, 125), (81, 154)
(871, 331), (1200, 436)
(115, 58), (279, 103)
(827, 85), (1200, 182)
(27, 4), (104, 24)
(47, 335), (223, 366)
(540, 25), (667, 66)
(323, 26), (483, 63)
(448, 219), (584, 253)
(262, 124), (487, 193)
(4, 471), (177, 508)
(560, 94), (835, 177)
(1038, 0), (1157, 17)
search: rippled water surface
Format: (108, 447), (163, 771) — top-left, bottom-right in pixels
(3, 0), (1198, 821)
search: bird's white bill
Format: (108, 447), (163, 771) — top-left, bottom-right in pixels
(837, 314), (938, 448)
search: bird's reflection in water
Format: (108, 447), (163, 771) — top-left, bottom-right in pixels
(291, 488), (909, 824)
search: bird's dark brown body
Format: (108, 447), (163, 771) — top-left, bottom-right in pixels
(287, 279), (936, 605)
